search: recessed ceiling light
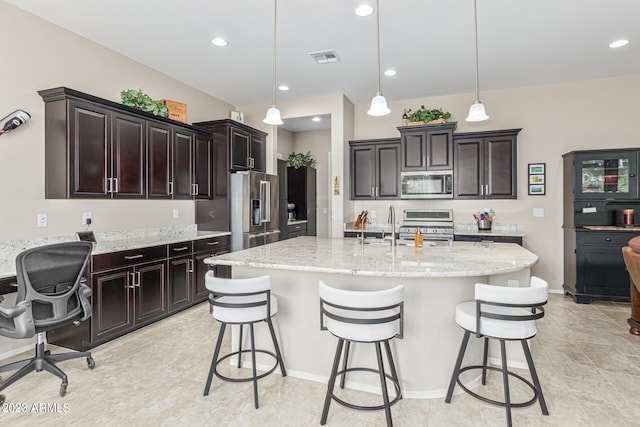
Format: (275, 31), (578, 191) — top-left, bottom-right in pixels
(211, 37), (228, 47)
(312, 117), (321, 122)
(609, 39), (629, 48)
(278, 85), (289, 91)
(384, 69), (397, 76)
(355, 4), (374, 17)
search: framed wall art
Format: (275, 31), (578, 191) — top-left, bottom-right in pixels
(528, 163), (546, 195)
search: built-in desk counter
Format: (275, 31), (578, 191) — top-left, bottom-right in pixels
(205, 237), (538, 397)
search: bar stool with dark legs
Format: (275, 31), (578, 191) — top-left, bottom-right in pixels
(445, 276), (549, 427)
(319, 280), (404, 427)
(203, 273), (286, 409)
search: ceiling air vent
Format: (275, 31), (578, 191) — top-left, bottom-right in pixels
(309, 50), (341, 64)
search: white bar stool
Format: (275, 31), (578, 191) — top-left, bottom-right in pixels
(203, 273), (286, 409)
(445, 276), (549, 427)
(319, 280), (404, 427)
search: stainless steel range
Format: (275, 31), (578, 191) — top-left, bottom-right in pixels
(398, 209), (454, 246)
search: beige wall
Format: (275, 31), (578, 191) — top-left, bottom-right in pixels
(0, 2), (234, 241)
(276, 128), (294, 158)
(351, 74), (640, 292)
(239, 93), (354, 237)
(292, 130), (331, 237)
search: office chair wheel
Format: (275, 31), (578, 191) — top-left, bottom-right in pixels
(87, 357), (95, 369)
(60, 382), (67, 397)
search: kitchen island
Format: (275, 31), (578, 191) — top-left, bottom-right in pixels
(204, 237), (538, 398)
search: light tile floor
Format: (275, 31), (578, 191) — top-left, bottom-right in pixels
(1, 294), (639, 426)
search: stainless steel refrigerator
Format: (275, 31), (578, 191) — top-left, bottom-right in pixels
(230, 171), (280, 251)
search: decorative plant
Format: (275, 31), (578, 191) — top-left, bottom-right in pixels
(406, 106), (451, 123)
(287, 151), (317, 169)
(120, 89), (168, 118)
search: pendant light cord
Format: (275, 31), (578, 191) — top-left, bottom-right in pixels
(473, 0), (480, 102)
(375, 0), (382, 95)
(271, 0), (278, 106)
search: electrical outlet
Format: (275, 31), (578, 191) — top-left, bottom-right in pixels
(369, 210), (376, 219)
(172, 208), (179, 219)
(508, 279), (519, 287)
(322, 208), (328, 214)
(37, 213), (48, 227)
(533, 208), (544, 217)
(82, 212), (92, 225)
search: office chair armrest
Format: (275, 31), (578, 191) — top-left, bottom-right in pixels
(78, 279), (93, 321)
(0, 303), (27, 319)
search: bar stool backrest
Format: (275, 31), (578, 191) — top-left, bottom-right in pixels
(473, 276), (548, 339)
(319, 281), (404, 343)
(205, 273), (272, 323)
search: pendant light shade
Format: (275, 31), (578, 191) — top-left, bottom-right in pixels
(367, 0), (390, 117)
(368, 93), (390, 116)
(264, 106), (283, 125)
(263, 0), (282, 125)
(466, 0), (489, 122)
(466, 101), (489, 122)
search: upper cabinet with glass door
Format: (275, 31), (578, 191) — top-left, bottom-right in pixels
(573, 150), (638, 199)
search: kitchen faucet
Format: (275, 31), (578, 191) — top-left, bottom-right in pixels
(388, 205), (396, 250)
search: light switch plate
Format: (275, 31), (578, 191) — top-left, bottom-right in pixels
(533, 208), (544, 217)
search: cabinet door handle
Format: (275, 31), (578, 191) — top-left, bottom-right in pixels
(207, 241), (220, 246)
(480, 185), (484, 196)
(124, 254), (144, 260)
(107, 178), (113, 194)
(172, 246), (190, 252)
(188, 259), (194, 273)
(169, 181), (174, 195)
(605, 237), (612, 242)
(191, 183), (196, 196)
(135, 271), (141, 287)
(127, 272), (136, 289)
(249, 157), (254, 168)
(113, 178), (119, 193)
(371, 186), (375, 197)
(195, 183), (199, 195)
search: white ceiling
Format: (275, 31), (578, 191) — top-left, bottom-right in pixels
(7, 0), (640, 108)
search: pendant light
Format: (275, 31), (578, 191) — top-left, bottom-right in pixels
(466, 0), (489, 122)
(264, 0), (283, 125)
(367, 0), (390, 116)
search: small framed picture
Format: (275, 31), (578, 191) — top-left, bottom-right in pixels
(230, 111), (244, 123)
(528, 162), (546, 195)
(528, 163), (545, 175)
(529, 174), (545, 184)
(529, 184), (545, 195)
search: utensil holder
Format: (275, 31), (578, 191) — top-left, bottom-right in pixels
(478, 220), (492, 231)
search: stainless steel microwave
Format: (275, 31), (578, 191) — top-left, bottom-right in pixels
(401, 171), (453, 199)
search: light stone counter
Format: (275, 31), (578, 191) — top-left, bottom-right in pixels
(0, 227), (230, 281)
(204, 236), (538, 398)
(204, 236), (537, 277)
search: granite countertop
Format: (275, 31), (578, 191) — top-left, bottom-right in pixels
(0, 228), (230, 280)
(343, 221), (525, 237)
(204, 236), (538, 278)
(582, 225), (640, 231)
(90, 230), (230, 255)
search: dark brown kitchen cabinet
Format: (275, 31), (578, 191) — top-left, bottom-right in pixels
(172, 129), (193, 199)
(173, 129), (212, 200)
(349, 139), (401, 200)
(147, 121), (172, 198)
(453, 129), (520, 200)
(167, 241), (194, 312)
(39, 86), (214, 200)
(90, 245), (167, 345)
(192, 235), (231, 301)
(43, 98), (147, 199)
(398, 122), (456, 171)
(193, 119), (267, 173)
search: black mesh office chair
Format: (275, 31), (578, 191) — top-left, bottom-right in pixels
(0, 242), (95, 404)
